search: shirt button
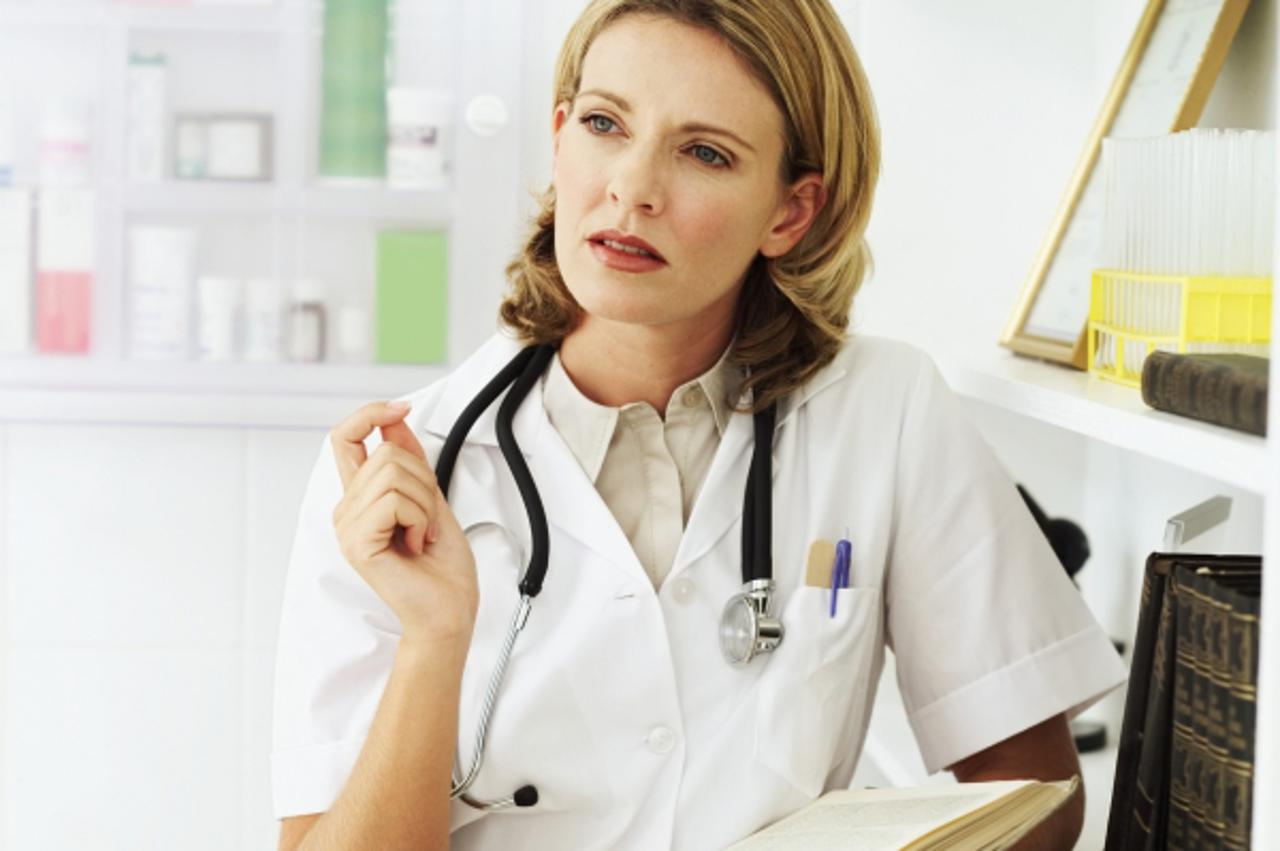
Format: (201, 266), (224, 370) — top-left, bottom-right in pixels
(670, 577), (695, 603)
(681, 388), (700, 408)
(646, 726), (676, 754)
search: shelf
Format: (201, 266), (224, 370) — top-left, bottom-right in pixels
(0, 355), (447, 429)
(936, 347), (1269, 495)
(0, 1), (283, 34)
(121, 181), (453, 225)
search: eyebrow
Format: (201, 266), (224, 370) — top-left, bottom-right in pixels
(576, 88), (757, 155)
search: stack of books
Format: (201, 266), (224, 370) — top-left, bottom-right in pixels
(1106, 553), (1262, 849)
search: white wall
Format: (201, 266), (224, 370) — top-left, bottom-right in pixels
(0, 423), (324, 849)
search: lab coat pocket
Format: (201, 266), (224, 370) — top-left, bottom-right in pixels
(753, 586), (882, 799)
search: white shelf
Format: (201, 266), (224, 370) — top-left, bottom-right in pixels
(0, 1), (284, 34)
(936, 347), (1269, 495)
(0, 355), (447, 428)
(121, 181), (454, 225)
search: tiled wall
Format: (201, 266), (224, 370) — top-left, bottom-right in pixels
(1, 423), (324, 851)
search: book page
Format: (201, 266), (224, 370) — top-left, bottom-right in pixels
(729, 782), (1031, 850)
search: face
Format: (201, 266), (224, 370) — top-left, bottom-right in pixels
(551, 15), (823, 336)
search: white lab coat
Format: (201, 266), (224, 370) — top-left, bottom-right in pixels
(272, 331), (1127, 850)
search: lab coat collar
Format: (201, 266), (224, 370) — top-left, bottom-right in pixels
(423, 332), (849, 583)
(423, 331), (848, 447)
(668, 353), (847, 577)
(424, 332), (648, 581)
(424, 331), (534, 449)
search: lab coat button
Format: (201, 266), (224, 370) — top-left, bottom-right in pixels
(670, 577), (695, 602)
(646, 726), (676, 755)
(681, 388), (700, 408)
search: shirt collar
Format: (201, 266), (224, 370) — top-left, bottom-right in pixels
(542, 343), (742, 483)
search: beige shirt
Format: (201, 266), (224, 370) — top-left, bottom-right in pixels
(542, 347), (742, 589)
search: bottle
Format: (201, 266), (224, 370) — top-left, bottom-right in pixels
(336, 303), (371, 364)
(0, 186), (32, 354)
(244, 277), (284, 363)
(196, 275), (243, 362)
(286, 279), (327, 362)
(386, 88), (451, 189)
(127, 225), (195, 361)
(126, 52), (167, 184)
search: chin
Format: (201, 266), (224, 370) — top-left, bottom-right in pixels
(570, 285), (680, 328)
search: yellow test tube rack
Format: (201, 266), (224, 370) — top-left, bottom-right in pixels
(1087, 270), (1272, 388)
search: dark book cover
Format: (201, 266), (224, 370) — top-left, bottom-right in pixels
(1141, 352), (1268, 437)
(1105, 556), (1171, 850)
(1171, 562), (1260, 850)
(1106, 554), (1260, 850)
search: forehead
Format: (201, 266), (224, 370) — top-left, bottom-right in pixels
(578, 15), (783, 144)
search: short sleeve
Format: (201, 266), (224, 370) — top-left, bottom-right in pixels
(884, 354), (1127, 775)
(270, 436), (402, 818)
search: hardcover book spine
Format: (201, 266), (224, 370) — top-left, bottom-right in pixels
(1106, 560), (1167, 851)
(1141, 352), (1268, 436)
(1167, 572), (1194, 848)
(1223, 582), (1260, 848)
(1203, 575), (1232, 846)
(1134, 585), (1179, 848)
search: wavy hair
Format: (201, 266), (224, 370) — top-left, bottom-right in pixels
(499, 0), (880, 411)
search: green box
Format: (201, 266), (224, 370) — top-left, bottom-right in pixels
(376, 230), (447, 363)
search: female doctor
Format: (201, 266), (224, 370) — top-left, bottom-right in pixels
(273, 1), (1127, 848)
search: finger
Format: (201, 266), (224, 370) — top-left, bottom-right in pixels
(364, 491), (431, 559)
(344, 442), (438, 512)
(330, 401), (412, 492)
(379, 417), (428, 463)
(344, 458), (438, 543)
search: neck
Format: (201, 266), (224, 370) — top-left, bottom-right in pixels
(559, 312), (735, 413)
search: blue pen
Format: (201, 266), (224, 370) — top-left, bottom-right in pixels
(829, 538), (852, 617)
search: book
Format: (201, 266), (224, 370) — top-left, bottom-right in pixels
(1106, 553), (1261, 851)
(727, 777), (1079, 850)
(1168, 564), (1260, 849)
(1140, 351), (1268, 437)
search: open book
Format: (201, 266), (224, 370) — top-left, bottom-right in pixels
(727, 777), (1079, 850)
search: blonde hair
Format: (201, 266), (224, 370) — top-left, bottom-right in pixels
(499, 0), (880, 411)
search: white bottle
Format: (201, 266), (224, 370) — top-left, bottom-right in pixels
(386, 88), (452, 189)
(0, 187), (32, 354)
(126, 52), (168, 184)
(336, 303), (371, 364)
(128, 225), (195, 360)
(39, 97), (92, 187)
(196, 275), (243, 362)
(244, 277), (284, 363)
(0, 95), (16, 185)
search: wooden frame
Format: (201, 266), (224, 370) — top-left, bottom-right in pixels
(1000, 0), (1253, 368)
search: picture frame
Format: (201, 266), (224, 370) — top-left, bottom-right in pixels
(1000, 0), (1253, 369)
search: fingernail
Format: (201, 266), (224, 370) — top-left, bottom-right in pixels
(388, 400), (410, 412)
(427, 520), (439, 543)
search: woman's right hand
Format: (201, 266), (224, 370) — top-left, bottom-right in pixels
(330, 401), (479, 645)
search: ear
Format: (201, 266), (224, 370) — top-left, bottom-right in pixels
(759, 173), (827, 259)
(552, 100), (573, 158)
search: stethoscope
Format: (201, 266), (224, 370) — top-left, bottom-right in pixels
(438, 343), (783, 811)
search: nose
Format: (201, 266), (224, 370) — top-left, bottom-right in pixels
(607, 144), (664, 215)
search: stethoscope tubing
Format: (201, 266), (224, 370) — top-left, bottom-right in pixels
(439, 343), (777, 810)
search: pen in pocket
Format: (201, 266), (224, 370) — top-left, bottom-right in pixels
(828, 538), (851, 617)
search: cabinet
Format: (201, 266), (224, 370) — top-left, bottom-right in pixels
(0, 0), (528, 426)
(844, 0), (1277, 845)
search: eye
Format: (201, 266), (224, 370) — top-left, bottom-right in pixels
(689, 143), (730, 169)
(580, 113), (617, 134)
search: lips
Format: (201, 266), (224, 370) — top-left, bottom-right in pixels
(586, 229), (667, 263)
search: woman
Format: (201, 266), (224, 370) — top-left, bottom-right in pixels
(273, 1), (1126, 848)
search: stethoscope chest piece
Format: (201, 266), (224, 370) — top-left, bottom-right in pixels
(719, 578), (784, 665)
